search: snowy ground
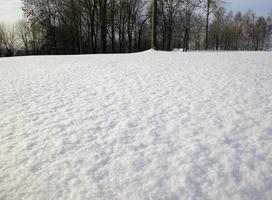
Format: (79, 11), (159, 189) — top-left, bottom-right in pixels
(0, 51), (272, 200)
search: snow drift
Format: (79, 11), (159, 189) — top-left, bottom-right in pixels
(0, 51), (272, 200)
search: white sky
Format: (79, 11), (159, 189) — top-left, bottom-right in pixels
(0, 0), (23, 23)
(0, 0), (271, 23)
(225, 0), (272, 16)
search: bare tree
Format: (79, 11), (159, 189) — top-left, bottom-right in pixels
(209, 6), (225, 50)
(99, 0), (108, 53)
(203, 0), (222, 49)
(17, 20), (31, 55)
(151, 0), (157, 49)
(0, 23), (17, 56)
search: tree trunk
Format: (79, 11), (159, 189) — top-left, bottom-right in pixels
(110, 0), (115, 53)
(205, 0), (211, 50)
(25, 40), (29, 55)
(151, 0), (157, 49)
(99, 0), (107, 53)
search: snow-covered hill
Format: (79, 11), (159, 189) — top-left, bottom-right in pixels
(0, 51), (272, 200)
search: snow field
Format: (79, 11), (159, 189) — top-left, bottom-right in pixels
(0, 51), (272, 200)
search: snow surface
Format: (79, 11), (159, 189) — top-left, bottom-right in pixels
(0, 51), (272, 200)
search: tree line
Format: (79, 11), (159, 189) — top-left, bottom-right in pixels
(0, 0), (271, 56)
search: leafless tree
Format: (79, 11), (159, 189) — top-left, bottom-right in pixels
(0, 23), (17, 56)
(17, 19), (31, 55)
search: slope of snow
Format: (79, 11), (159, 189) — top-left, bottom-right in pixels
(0, 51), (272, 200)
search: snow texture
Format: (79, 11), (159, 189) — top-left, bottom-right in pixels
(0, 51), (272, 200)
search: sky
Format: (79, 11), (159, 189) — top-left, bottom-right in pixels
(0, 0), (271, 23)
(224, 0), (272, 16)
(0, 0), (23, 23)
